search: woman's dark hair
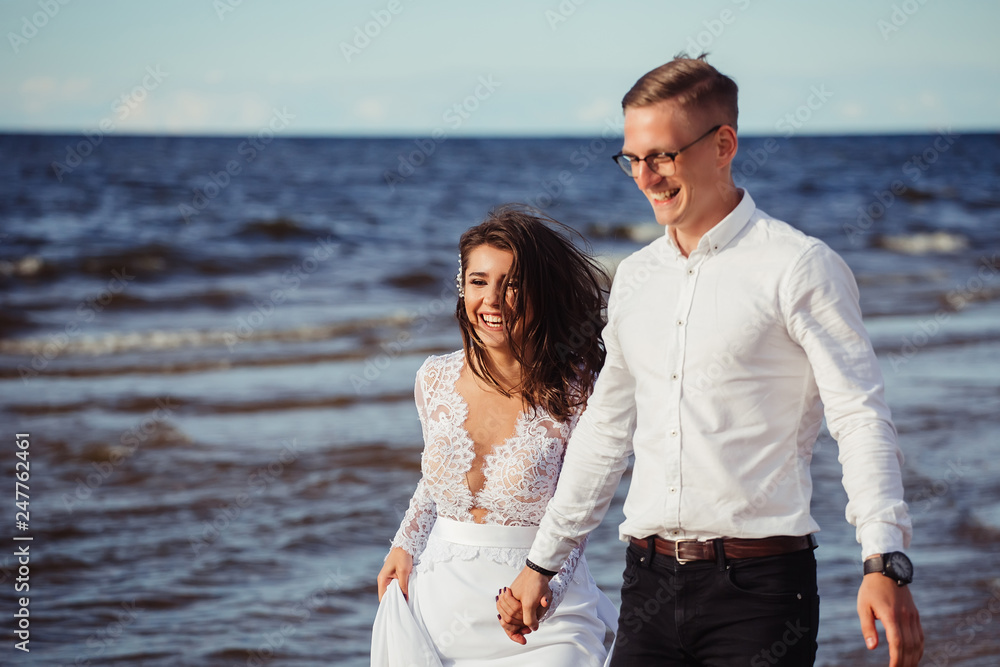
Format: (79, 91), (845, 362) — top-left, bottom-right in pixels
(456, 204), (608, 421)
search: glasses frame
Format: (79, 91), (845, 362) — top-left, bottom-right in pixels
(612, 124), (723, 177)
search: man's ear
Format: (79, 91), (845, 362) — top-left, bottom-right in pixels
(715, 124), (739, 167)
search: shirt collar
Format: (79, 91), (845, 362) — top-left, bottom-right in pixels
(695, 189), (756, 257)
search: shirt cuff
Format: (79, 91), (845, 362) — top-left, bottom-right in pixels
(859, 521), (907, 560)
(527, 531), (576, 573)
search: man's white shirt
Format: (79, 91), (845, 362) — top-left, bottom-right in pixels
(528, 190), (911, 570)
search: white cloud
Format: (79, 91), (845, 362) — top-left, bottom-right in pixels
(112, 89), (274, 133)
(575, 97), (617, 124)
(919, 91), (941, 108)
(19, 76), (93, 112)
(354, 97), (387, 122)
(838, 101), (866, 119)
(21, 76), (57, 95)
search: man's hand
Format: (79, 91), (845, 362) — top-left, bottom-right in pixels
(496, 567), (552, 643)
(376, 547), (413, 601)
(496, 587), (536, 644)
(857, 572), (923, 666)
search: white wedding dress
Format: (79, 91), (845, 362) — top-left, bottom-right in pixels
(371, 351), (616, 667)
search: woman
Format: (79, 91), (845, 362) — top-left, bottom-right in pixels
(372, 205), (616, 666)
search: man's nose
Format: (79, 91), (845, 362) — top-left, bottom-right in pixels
(633, 159), (663, 189)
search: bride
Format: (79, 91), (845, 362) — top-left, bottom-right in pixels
(372, 205), (616, 666)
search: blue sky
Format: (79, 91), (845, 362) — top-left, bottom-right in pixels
(2, 0), (998, 136)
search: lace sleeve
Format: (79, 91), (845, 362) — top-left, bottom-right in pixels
(389, 361), (437, 558)
(539, 535), (587, 621)
(390, 476), (437, 558)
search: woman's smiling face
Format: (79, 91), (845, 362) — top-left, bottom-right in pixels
(463, 244), (519, 351)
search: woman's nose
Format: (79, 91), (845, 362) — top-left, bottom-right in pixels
(487, 285), (502, 306)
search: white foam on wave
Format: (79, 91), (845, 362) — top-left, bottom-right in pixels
(0, 255), (45, 277)
(970, 502), (1000, 536)
(0, 314), (415, 357)
(589, 222), (663, 244)
(877, 232), (969, 255)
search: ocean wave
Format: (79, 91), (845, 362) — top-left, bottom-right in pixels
(0, 242), (309, 283)
(964, 197), (1000, 210)
(88, 421), (192, 455)
(386, 270), (440, 289)
(898, 186), (936, 202)
(0, 315), (418, 358)
(874, 231), (969, 254)
(4, 289), (250, 317)
(6, 391), (414, 418)
(967, 503), (1000, 541)
(587, 221), (663, 244)
(0, 255), (50, 277)
(236, 216), (336, 241)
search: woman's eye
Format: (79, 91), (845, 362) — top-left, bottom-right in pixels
(470, 279), (487, 286)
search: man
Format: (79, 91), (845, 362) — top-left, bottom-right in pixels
(497, 56), (923, 666)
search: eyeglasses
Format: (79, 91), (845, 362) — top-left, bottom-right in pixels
(612, 124), (722, 177)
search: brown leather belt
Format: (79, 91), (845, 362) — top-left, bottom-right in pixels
(629, 534), (816, 564)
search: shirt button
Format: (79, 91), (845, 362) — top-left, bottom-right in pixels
(669, 487), (677, 494)
(671, 530), (680, 536)
(671, 373), (679, 380)
(670, 430), (678, 437)
(688, 269), (695, 275)
(676, 320), (683, 326)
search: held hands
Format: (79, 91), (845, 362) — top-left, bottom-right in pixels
(496, 566), (552, 644)
(857, 573), (923, 667)
(376, 547), (413, 602)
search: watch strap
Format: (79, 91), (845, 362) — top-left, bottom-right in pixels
(525, 558), (558, 578)
(863, 555), (884, 576)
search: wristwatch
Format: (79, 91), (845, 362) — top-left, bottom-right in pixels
(863, 552), (913, 586)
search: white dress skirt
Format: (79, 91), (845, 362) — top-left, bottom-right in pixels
(372, 517), (617, 667)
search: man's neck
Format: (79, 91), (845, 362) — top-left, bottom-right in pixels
(671, 186), (743, 258)
(671, 226), (710, 258)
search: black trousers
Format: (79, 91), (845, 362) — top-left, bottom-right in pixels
(609, 540), (819, 666)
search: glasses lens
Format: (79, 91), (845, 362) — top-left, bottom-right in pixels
(651, 155), (676, 176)
(613, 154), (634, 176)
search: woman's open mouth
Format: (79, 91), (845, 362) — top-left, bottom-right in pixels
(479, 313), (502, 330)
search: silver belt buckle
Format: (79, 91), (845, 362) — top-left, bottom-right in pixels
(673, 539), (699, 565)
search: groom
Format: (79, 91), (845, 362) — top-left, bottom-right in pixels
(498, 56), (923, 666)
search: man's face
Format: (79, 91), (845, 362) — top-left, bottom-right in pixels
(622, 99), (725, 234)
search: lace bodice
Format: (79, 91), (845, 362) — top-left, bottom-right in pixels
(391, 351), (586, 613)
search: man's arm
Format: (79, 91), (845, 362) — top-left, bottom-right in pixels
(782, 241), (922, 664)
(783, 242), (911, 554)
(499, 278), (637, 639)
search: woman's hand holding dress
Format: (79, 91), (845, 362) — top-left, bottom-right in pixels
(377, 547), (414, 601)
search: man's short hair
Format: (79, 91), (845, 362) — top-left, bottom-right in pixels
(622, 54), (739, 131)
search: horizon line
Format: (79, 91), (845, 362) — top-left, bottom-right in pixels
(2, 127), (996, 140)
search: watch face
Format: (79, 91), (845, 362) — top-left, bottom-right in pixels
(886, 552), (913, 583)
